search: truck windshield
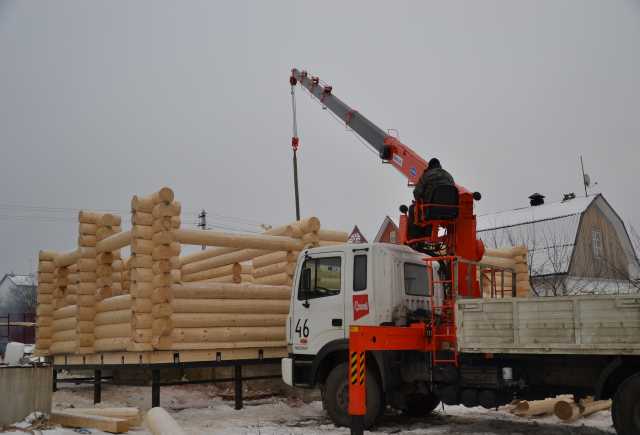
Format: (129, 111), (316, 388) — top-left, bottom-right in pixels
(404, 263), (429, 296)
(298, 257), (342, 300)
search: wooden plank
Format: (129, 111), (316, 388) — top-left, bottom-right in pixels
(50, 411), (128, 433)
(64, 408), (141, 427)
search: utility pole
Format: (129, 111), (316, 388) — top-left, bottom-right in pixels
(197, 209), (207, 250)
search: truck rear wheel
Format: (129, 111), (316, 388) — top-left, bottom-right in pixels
(323, 362), (383, 429)
(613, 373), (640, 435)
(404, 393), (441, 417)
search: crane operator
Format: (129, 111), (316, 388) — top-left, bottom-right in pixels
(412, 158), (455, 203)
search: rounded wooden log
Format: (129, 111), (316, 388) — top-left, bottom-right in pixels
(131, 212), (154, 226)
(132, 282), (154, 298)
(182, 263), (241, 282)
(133, 298), (153, 313)
(152, 271), (180, 288)
(252, 251), (298, 269)
(52, 317), (77, 332)
(55, 249), (80, 268)
(38, 261), (56, 273)
(78, 234), (97, 247)
(131, 195), (154, 212)
(132, 313), (153, 329)
(145, 407), (186, 435)
(484, 246), (528, 258)
(290, 217), (320, 234)
(39, 250), (58, 261)
(480, 256), (517, 269)
(78, 259), (97, 272)
(131, 239), (154, 255)
(38, 272), (55, 283)
(172, 326), (285, 343)
(152, 231), (175, 245)
(132, 225), (154, 240)
(179, 247), (239, 266)
(152, 260), (176, 274)
(514, 396), (570, 416)
(152, 243), (181, 260)
(53, 305), (78, 320)
(38, 283), (56, 294)
(95, 323), (131, 339)
(183, 249), (268, 275)
(50, 340), (77, 354)
(131, 268), (154, 283)
(65, 294), (77, 305)
(76, 321), (95, 334)
(152, 287), (173, 304)
(96, 226), (122, 241)
(253, 273), (292, 286)
(172, 313), (287, 328)
(37, 305), (54, 317)
(79, 271), (97, 281)
(96, 287), (113, 301)
(94, 337), (130, 352)
(78, 211), (103, 224)
(98, 213), (122, 228)
(130, 254), (153, 268)
(68, 408), (141, 427)
(152, 202), (181, 219)
(38, 294), (53, 304)
(172, 298), (289, 314)
(152, 303), (172, 318)
(174, 229), (305, 251)
(79, 223), (98, 235)
(253, 262), (294, 278)
(301, 232), (320, 245)
(152, 216), (181, 232)
(52, 329), (77, 342)
(97, 230), (131, 253)
(205, 275), (238, 284)
(172, 282), (291, 300)
(77, 283), (97, 295)
(77, 294), (97, 307)
(133, 329), (153, 343)
(581, 399), (611, 417)
(554, 400), (581, 421)
(317, 229), (349, 242)
(77, 307), (96, 321)
(169, 340), (286, 351)
(152, 318), (173, 336)
(96, 294), (133, 313)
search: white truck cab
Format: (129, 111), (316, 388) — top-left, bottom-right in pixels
(281, 243), (441, 426)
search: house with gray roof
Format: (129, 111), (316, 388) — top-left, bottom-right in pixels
(477, 193), (640, 296)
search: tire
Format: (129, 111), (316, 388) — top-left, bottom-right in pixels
(613, 372), (640, 435)
(322, 362), (383, 429)
(404, 393), (441, 417)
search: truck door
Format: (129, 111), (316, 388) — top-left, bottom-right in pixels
(291, 252), (345, 356)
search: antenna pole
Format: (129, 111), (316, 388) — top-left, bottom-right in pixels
(580, 155), (588, 196)
(198, 209), (207, 250)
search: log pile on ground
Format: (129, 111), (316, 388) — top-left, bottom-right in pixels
(501, 396), (611, 422)
(34, 186), (349, 359)
(479, 246), (531, 297)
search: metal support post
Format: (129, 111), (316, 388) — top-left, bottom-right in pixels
(52, 369), (58, 392)
(234, 364), (243, 410)
(93, 369), (102, 404)
(348, 350), (366, 435)
(152, 369), (160, 407)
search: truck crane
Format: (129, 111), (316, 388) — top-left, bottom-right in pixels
(283, 68), (640, 435)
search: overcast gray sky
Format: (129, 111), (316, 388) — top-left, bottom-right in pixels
(1, 1), (639, 275)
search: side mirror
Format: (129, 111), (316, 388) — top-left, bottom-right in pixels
(399, 204), (409, 214)
(300, 268), (312, 308)
(301, 268), (311, 292)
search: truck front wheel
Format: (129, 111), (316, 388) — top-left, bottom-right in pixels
(323, 362), (383, 428)
(613, 372), (640, 435)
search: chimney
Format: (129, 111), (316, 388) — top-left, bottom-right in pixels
(529, 193), (545, 207)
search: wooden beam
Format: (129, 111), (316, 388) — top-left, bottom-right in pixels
(54, 249), (80, 268)
(97, 230), (132, 253)
(174, 229), (305, 251)
(63, 408), (141, 427)
(172, 282), (290, 300)
(50, 411), (128, 433)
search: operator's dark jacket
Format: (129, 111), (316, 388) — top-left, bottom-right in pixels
(413, 167), (455, 202)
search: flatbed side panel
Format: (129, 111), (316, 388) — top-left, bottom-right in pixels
(457, 295), (640, 355)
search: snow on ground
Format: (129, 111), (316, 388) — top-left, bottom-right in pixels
(3, 384), (617, 434)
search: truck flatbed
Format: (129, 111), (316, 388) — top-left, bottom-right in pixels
(457, 295), (640, 355)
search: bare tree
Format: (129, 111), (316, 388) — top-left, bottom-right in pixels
(1, 282), (37, 314)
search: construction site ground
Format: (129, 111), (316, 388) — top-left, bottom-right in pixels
(5, 383), (615, 435)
